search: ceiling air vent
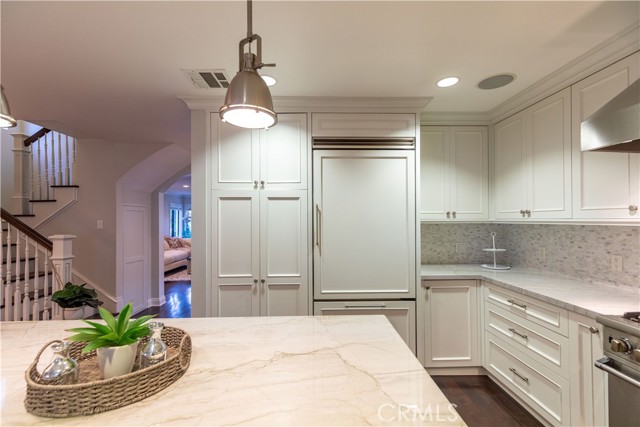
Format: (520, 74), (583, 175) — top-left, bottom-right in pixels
(182, 69), (231, 89)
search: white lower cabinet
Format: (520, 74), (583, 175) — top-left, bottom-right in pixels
(481, 282), (609, 426)
(485, 332), (571, 426)
(568, 312), (607, 427)
(419, 280), (480, 368)
(212, 190), (308, 317)
(314, 300), (415, 353)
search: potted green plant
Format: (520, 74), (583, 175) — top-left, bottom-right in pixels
(51, 282), (103, 320)
(66, 303), (155, 379)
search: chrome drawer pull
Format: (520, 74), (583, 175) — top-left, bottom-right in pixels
(508, 327), (528, 339)
(509, 368), (529, 383)
(589, 326), (599, 334)
(507, 299), (527, 310)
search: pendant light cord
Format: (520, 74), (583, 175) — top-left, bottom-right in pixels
(247, 0), (253, 38)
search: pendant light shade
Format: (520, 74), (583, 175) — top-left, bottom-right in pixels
(220, 67), (276, 129)
(0, 86), (18, 128)
(219, 0), (277, 129)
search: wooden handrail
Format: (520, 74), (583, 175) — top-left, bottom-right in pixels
(0, 208), (52, 252)
(23, 127), (51, 147)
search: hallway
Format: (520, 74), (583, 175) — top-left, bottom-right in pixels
(136, 269), (191, 318)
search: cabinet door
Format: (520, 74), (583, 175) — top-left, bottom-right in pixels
(314, 300), (416, 353)
(211, 117), (259, 190)
(495, 113), (528, 219)
(528, 88), (572, 219)
(569, 313), (607, 427)
(260, 191), (308, 316)
(260, 113), (308, 190)
(421, 280), (479, 367)
(571, 52), (640, 220)
(450, 127), (488, 220)
(212, 191), (260, 316)
(313, 150), (416, 300)
(420, 127), (450, 219)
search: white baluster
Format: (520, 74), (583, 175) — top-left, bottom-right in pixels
(14, 231), (21, 294)
(32, 289), (40, 321)
(34, 137), (41, 200)
(13, 282), (21, 320)
(4, 225), (12, 321)
(64, 134), (70, 186)
(22, 235), (31, 321)
(42, 256), (50, 320)
(46, 132), (52, 200)
(72, 137), (77, 185)
(0, 221), (4, 321)
(57, 132), (63, 186)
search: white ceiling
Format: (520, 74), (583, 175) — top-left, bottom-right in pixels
(2, 1), (639, 148)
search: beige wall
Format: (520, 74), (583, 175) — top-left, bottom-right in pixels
(0, 130), (13, 208)
(36, 139), (166, 302)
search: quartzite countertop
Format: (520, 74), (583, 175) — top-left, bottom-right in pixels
(1, 316), (465, 427)
(421, 264), (639, 319)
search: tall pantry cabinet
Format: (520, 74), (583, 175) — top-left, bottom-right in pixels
(210, 114), (309, 317)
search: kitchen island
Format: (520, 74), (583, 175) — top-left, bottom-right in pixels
(1, 315), (465, 426)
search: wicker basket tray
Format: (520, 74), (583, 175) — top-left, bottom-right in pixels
(24, 326), (192, 418)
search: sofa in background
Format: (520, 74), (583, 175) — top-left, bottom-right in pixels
(164, 236), (191, 273)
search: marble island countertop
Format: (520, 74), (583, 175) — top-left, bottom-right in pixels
(422, 264), (640, 319)
(1, 316), (465, 427)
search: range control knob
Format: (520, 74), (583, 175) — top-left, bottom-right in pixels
(611, 338), (633, 354)
(633, 349), (640, 363)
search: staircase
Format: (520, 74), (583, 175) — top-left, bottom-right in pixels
(1, 123), (79, 321)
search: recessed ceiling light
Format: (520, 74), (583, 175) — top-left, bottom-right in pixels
(262, 75), (277, 87)
(477, 73), (516, 90)
(182, 185), (190, 188)
(436, 76), (459, 88)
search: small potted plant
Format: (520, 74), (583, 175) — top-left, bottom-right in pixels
(51, 282), (103, 320)
(66, 303), (155, 379)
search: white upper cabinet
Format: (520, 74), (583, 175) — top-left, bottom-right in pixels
(211, 113), (308, 190)
(420, 126), (488, 221)
(571, 52), (640, 220)
(494, 88), (572, 220)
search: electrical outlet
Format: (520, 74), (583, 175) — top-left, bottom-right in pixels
(455, 243), (466, 254)
(611, 255), (623, 272)
(97, 219), (104, 230)
(538, 247), (545, 260)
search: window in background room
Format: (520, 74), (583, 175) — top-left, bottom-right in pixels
(169, 207), (181, 237)
(183, 208), (192, 238)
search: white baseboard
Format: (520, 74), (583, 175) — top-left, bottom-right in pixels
(426, 367), (487, 376)
(148, 296), (166, 307)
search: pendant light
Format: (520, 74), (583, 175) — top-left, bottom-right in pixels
(219, 0), (277, 129)
(0, 86), (18, 128)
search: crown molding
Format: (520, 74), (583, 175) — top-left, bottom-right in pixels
(489, 23), (640, 124)
(420, 111), (492, 126)
(179, 96), (432, 113)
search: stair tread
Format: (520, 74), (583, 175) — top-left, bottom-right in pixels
(0, 285), (54, 309)
(3, 270), (52, 284)
(2, 256), (37, 265)
(13, 214), (35, 217)
(30, 199), (57, 203)
(50, 185), (79, 188)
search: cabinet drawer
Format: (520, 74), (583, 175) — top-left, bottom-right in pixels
(483, 283), (569, 336)
(314, 300), (416, 353)
(485, 302), (570, 377)
(485, 332), (571, 427)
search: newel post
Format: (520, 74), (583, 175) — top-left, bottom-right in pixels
(49, 234), (76, 320)
(7, 121), (33, 215)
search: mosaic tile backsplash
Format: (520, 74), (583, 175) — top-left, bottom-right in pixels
(421, 223), (640, 288)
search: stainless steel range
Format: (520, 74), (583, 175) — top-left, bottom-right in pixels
(595, 312), (640, 427)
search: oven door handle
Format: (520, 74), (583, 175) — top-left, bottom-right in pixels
(595, 357), (640, 388)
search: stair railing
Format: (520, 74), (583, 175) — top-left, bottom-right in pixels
(0, 208), (74, 321)
(24, 128), (77, 204)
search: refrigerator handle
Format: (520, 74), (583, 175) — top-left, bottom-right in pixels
(315, 204), (322, 255)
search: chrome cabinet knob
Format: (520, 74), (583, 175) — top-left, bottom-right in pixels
(611, 338), (633, 354)
(525, 209), (531, 217)
(630, 205), (639, 212)
(452, 211), (457, 219)
(446, 211), (451, 218)
(520, 209), (526, 217)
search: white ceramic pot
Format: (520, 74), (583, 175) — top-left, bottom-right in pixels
(96, 341), (139, 379)
(62, 307), (84, 320)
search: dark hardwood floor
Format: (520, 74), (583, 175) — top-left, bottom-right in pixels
(432, 376), (543, 427)
(135, 269), (191, 318)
